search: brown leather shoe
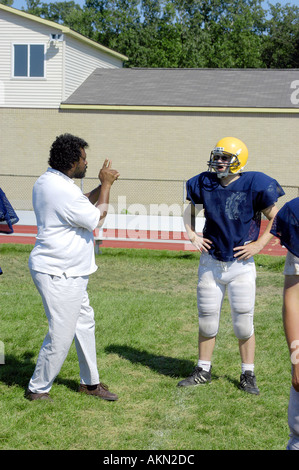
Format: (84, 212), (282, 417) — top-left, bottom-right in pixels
(25, 389), (53, 401)
(78, 383), (118, 401)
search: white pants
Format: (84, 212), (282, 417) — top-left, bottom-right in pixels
(28, 270), (100, 394)
(197, 252), (256, 340)
(284, 253), (299, 449)
(284, 251), (299, 275)
(287, 385), (299, 450)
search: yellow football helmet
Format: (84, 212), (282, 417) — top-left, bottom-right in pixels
(208, 137), (249, 178)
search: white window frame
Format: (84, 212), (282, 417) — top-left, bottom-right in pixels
(12, 43), (46, 79)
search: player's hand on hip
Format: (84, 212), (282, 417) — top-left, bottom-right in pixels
(190, 234), (212, 252)
(233, 241), (261, 260)
(99, 159), (120, 186)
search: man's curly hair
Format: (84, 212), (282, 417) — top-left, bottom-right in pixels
(48, 133), (88, 172)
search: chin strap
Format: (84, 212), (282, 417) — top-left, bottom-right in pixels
(216, 172), (228, 179)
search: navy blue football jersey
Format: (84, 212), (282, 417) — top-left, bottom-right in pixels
(271, 198), (299, 258)
(186, 171), (285, 261)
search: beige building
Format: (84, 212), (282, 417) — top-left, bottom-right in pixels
(1, 5), (299, 216)
(0, 4), (127, 210)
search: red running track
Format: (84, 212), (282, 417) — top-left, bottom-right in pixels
(0, 221), (287, 256)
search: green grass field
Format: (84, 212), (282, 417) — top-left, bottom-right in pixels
(0, 245), (291, 450)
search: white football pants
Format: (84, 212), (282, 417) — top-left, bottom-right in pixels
(28, 270), (100, 394)
(287, 385), (299, 450)
(197, 252), (256, 340)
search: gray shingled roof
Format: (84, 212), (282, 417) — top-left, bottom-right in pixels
(62, 68), (299, 108)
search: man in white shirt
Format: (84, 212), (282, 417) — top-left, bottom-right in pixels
(26, 133), (120, 401)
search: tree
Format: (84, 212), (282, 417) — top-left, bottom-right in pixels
(0, 0), (14, 5)
(206, 0), (266, 67)
(262, 2), (299, 68)
(17, 0), (299, 68)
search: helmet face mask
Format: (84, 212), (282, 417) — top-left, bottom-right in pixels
(208, 151), (240, 178)
(207, 137), (248, 179)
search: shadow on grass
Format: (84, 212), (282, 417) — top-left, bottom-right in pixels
(0, 353), (78, 392)
(0, 352), (36, 389)
(1, 347), (230, 392)
(105, 345), (243, 387)
(106, 344), (196, 378)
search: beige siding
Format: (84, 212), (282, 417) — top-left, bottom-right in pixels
(64, 38), (122, 101)
(0, 8), (124, 108)
(0, 9), (64, 108)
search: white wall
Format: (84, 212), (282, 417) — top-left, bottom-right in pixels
(0, 8), (123, 108)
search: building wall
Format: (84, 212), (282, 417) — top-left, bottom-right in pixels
(64, 38), (122, 101)
(0, 9), (123, 108)
(0, 9), (64, 108)
(0, 108), (298, 211)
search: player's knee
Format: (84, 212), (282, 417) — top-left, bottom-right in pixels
(230, 291), (255, 339)
(233, 315), (254, 340)
(197, 276), (222, 338)
(197, 298), (220, 337)
(198, 315), (219, 338)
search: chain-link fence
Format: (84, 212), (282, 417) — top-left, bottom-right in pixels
(1, 174), (299, 215)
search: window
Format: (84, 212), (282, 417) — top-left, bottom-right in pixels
(13, 44), (45, 78)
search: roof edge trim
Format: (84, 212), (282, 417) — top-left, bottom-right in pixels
(60, 104), (299, 114)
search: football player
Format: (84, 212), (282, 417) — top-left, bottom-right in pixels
(271, 198), (299, 449)
(178, 137), (285, 394)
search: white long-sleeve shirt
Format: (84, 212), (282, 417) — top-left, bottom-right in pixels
(28, 168), (100, 277)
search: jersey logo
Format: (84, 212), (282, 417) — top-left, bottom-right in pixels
(225, 192), (247, 220)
